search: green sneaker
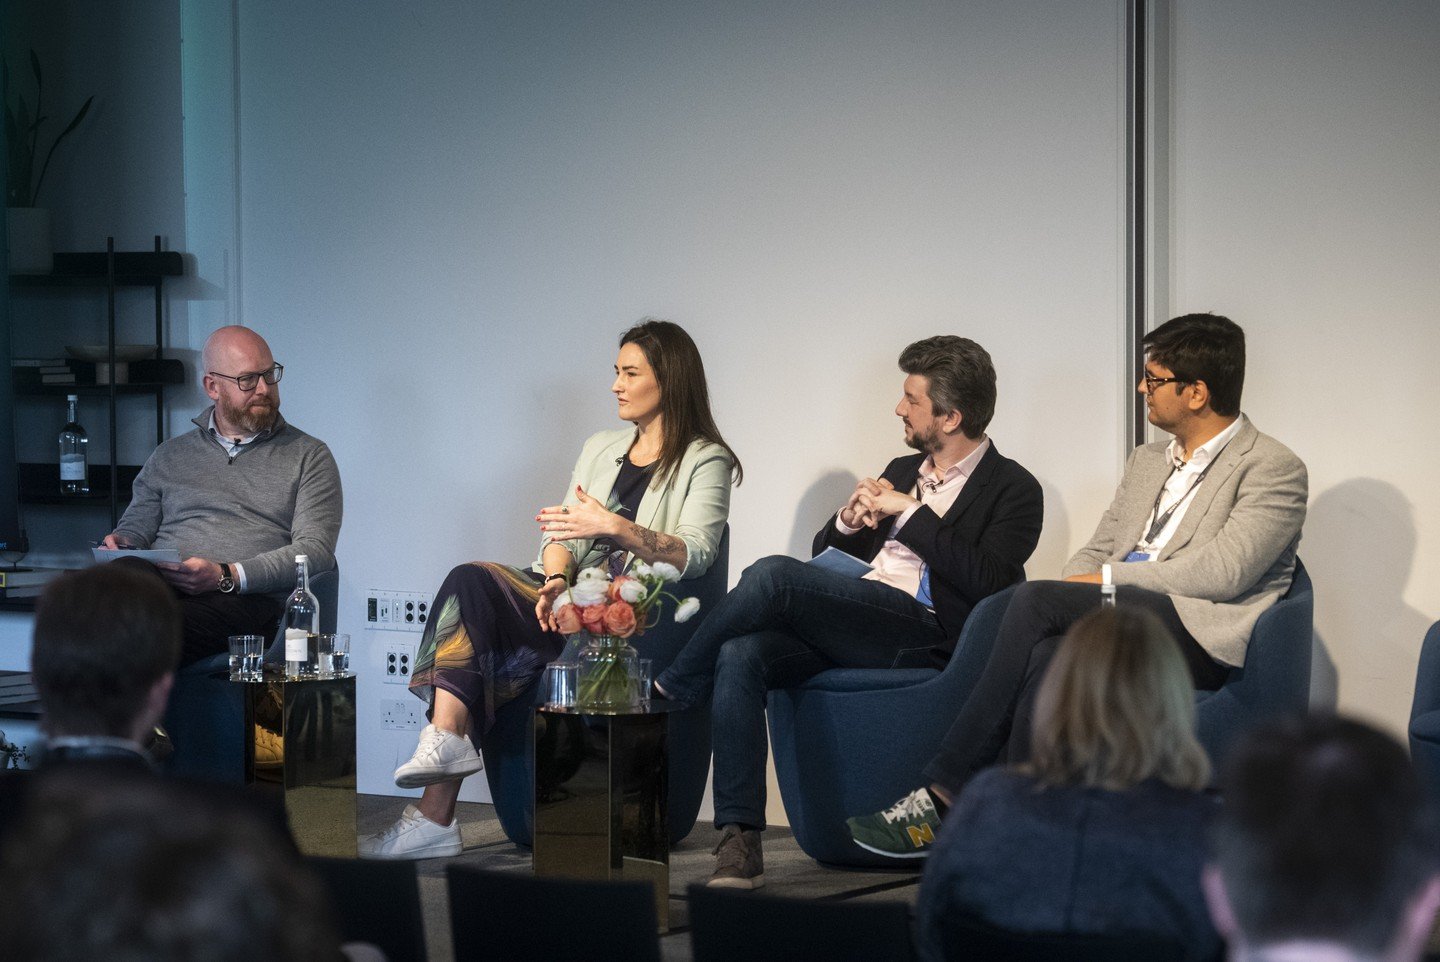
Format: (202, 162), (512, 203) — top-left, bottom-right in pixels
(847, 787), (942, 858)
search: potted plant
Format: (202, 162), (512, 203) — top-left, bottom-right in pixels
(4, 49), (94, 272)
(0, 728), (30, 770)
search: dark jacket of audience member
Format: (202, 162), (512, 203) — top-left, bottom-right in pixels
(0, 564), (291, 849)
(0, 770), (338, 962)
(916, 607), (1223, 962)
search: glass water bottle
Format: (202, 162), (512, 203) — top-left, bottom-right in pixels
(59, 394), (89, 494)
(281, 554), (319, 679)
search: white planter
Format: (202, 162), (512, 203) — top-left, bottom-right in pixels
(6, 206), (54, 273)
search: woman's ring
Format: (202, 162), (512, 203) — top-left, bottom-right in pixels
(561, 506), (570, 514)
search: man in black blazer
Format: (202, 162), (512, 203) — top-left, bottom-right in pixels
(656, 335), (1043, 889)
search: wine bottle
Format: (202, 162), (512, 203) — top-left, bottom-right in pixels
(59, 394), (89, 494)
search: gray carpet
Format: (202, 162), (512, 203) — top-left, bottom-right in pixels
(357, 794), (921, 962)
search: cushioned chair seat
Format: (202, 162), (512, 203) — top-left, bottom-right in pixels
(1192, 560), (1313, 773)
(767, 586), (1017, 868)
(481, 527), (729, 848)
(164, 565), (339, 782)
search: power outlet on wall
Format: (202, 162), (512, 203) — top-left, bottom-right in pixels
(379, 698), (423, 730)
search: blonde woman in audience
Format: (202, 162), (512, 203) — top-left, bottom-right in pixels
(915, 606), (1223, 962)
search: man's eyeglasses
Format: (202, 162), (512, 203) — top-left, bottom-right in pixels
(1141, 373), (1188, 394)
(209, 363), (284, 392)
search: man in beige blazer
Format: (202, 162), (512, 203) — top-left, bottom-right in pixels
(849, 312), (1308, 859)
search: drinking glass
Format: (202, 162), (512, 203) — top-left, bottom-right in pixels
(314, 633), (352, 678)
(634, 658), (653, 706)
(543, 663), (578, 708)
(228, 634), (263, 681)
(327, 633), (352, 677)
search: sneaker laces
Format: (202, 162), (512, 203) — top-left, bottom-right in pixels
(371, 807), (423, 843)
(881, 788), (935, 824)
(412, 726), (449, 762)
(712, 827), (750, 873)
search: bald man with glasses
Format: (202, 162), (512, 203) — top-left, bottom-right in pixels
(102, 326), (342, 664)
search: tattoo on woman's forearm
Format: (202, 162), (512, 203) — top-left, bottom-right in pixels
(631, 523), (680, 559)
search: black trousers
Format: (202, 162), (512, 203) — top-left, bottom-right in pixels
(111, 557), (283, 666)
(922, 580), (1229, 793)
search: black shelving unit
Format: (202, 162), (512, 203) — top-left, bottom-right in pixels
(9, 236), (184, 529)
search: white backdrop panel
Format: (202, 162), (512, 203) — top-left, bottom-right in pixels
(1169, 0), (1440, 736)
(235, 0), (1128, 819)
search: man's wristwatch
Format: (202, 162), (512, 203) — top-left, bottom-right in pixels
(217, 563), (236, 594)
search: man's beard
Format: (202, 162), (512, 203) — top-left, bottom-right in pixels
(219, 393), (278, 434)
(904, 422), (941, 454)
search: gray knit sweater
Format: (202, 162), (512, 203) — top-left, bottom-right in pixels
(113, 407), (343, 596)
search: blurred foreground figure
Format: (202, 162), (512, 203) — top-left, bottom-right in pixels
(0, 772), (341, 962)
(1206, 715), (1440, 962)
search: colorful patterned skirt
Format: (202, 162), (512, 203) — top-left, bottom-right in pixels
(409, 562), (564, 736)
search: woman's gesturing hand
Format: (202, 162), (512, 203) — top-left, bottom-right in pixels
(534, 577), (569, 631)
(537, 486), (618, 542)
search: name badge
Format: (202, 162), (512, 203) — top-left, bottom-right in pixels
(1123, 551), (1152, 563)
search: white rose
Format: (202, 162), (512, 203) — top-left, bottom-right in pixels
(576, 567), (608, 583)
(673, 597), (701, 623)
(651, 562), (682, 583)
(631, 561), (653, 578)
(569, 579), (609, 607)
(618, 579), (647, 603)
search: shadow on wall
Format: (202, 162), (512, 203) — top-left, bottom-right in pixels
(1303, 478), (1429, 732)
(1027, 477), (1071, 581)
(787, 471), (859, 560)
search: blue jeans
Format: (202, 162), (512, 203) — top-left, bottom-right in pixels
(656, 554), (944, 830)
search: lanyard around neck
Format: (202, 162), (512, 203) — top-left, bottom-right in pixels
(1141, 457), (1217, 547)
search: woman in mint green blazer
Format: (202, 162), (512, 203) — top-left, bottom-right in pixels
(362, 320), (741, 859)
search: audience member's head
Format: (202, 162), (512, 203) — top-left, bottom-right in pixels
(1025, 606), (1210, 791)
(32, 563), (182, 742)
(0, 770), (339, 962)
(1206, 714), (1440, 962)
(898, 335), (997, 440)
(1142, 312), (1246, 417)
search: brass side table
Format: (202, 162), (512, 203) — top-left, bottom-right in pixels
(243, 673), (357, 857)
(533, 701), (682, 929)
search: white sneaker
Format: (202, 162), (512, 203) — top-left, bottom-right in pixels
(358, 804), (462, 860)
(393, 723), (484, 788)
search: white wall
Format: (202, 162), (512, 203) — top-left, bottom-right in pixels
(231, 0), (1130, 818)
(1167, 0), (1440, 738)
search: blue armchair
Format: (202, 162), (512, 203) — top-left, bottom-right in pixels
(769, 560), (1314, 868)
(163, 565), (339, 782)
(1408, 621), (1440, 805)
(767, 586), (1018, 867)
(1193, 560), (1313, 773)
(480, 527), (730, 848)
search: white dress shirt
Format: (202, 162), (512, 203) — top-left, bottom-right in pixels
(1132, 415), (1245, 560)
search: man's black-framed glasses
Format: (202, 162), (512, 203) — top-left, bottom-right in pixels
(209, 363), (284, 392)
(1142, 373), (1188, 394)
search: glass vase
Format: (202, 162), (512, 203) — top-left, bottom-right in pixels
(576, 634), (640, 711)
